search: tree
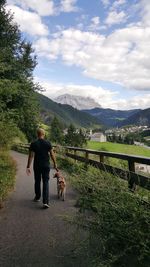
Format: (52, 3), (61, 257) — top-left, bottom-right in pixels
(50, 117), (64, 144)
(65, 125), (87, 147)
(65, 124), (76, 146)
(77, 129), (87, 147)
(0, 1), (40, 141)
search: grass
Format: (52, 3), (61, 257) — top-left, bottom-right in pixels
(58, 157), (150, 267)
(0, 150), (16, 207)
(87, 141), (150, 157)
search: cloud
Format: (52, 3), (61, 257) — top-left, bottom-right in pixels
(112, 0), (126, 9)
(7, 0), (79, 15)
(34, 24), (150, 91)
(139, 0), (150, 26)
(7, 5), (49, 36)
(60, 0), (78, 12)
(35, 79), (150, 110)
(101, 0), (110, 8)
(88, 16), (101, 31)
(35, 79), (118, 108)
(105, 10), (127, 26)
(7, 0), (55, 16)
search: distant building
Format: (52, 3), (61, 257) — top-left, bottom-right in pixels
(90, 132), (107, 142)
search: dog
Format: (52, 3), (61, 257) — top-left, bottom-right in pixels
(53, 171), (66, 201)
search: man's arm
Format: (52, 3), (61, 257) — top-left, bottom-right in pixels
(50, 149), (58, 170)
(26, 151), (34, 175)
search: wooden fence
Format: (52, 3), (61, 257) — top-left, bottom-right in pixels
(13, 143), (150, 191)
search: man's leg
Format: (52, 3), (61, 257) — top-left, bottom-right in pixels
(42, 167), (50, 204)
(34, 168), (41, 200)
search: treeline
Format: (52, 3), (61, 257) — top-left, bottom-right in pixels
(50, 117), (87, 147)
(0, 0), (40, 148)
(107, 134), (134, 145)
(107, 130), (150, 146)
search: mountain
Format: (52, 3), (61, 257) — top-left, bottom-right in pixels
(83, 108), (141, 127)
(119, 108), (150, 126)
(36, 93), (101, 128)
(54, 94), (101, 110)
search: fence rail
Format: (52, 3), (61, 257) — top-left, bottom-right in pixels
(13, 143), (150, 191)
(65, 146), (150, 191)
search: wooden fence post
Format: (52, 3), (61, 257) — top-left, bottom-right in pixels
(74, 150), (77, 163)
(100, 154), (104, 163)
(128, 160), (136, 191)
(128, 160), (135, 172)
(85, 151), (89, 161)
(65, 148), (68, 158)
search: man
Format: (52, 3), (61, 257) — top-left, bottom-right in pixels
(26, 128), (57, 209)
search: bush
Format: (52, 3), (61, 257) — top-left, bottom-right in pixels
(0, 150), (16, 207)
(0, 121), (27, 149)
(59, 157), (150, 267)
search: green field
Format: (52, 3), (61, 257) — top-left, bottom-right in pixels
(87, 141), (150, 157)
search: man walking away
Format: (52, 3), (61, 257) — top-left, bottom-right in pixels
(26, 128), (58, 209)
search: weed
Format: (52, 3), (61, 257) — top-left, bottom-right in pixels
(58, 157), (150, 267)
(0, 150), (16, 207)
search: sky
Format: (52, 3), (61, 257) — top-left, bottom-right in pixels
(6, 0), (150, 110)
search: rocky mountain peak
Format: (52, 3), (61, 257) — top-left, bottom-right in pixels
(54, 94), (101, 110)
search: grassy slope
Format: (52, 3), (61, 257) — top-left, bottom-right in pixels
(87, 141), (150, 157)
(0, 150), (16, 207)
(58, 157), (150, 267)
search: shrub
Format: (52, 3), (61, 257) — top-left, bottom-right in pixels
(0, 150), (16, 207)
(0, 121), (27, 149)
(59, 157), (150, 267)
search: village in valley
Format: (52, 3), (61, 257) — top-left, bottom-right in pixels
(87, 125), (150, 146)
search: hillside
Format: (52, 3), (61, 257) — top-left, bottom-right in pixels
(119, 108), (150, 126)
(83, 108), (140, 127)
(36, 93), (101, 128)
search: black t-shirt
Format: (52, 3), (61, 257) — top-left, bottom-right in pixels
(29, 138), (52, 168)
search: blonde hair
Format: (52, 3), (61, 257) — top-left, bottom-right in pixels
(37, 128), (45, 137)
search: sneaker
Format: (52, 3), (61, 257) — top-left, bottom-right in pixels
(43, 203), (50, 209)
(33, 197), (40, 202)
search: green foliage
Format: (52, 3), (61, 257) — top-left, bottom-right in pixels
(0, 120), (27, 149)
(50, 117), (64, 144)
(58, 157), (150, 267)
(64, 124), (87, 147)
(0, 150), (16, 207)
(0, 2), (40, 142)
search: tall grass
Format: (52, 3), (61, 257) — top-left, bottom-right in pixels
(58, 157), (150, 267)
(0, 150), (16, 207)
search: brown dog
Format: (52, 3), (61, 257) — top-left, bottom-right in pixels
(53, 171), (66, 201)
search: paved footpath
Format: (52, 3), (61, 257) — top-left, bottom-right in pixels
(0, 151), (86, 267)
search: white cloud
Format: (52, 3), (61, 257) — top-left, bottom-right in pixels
(36, 80), (118, 108)
(140, 0), (150, 26)
(7, 5), (49, 36)
(34, 37), (60, 59)
(105, 10), (127, 26)
(101, 0), (110, 8)
(7, 0), (55, 16)
(7, 0), (79, 15)
(35, 79), (150, 110)
(34, 25), (150, 91)
(112, 0), (126, 9)
(60, 0), (78, 12)
(88, 16), (101, 31)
